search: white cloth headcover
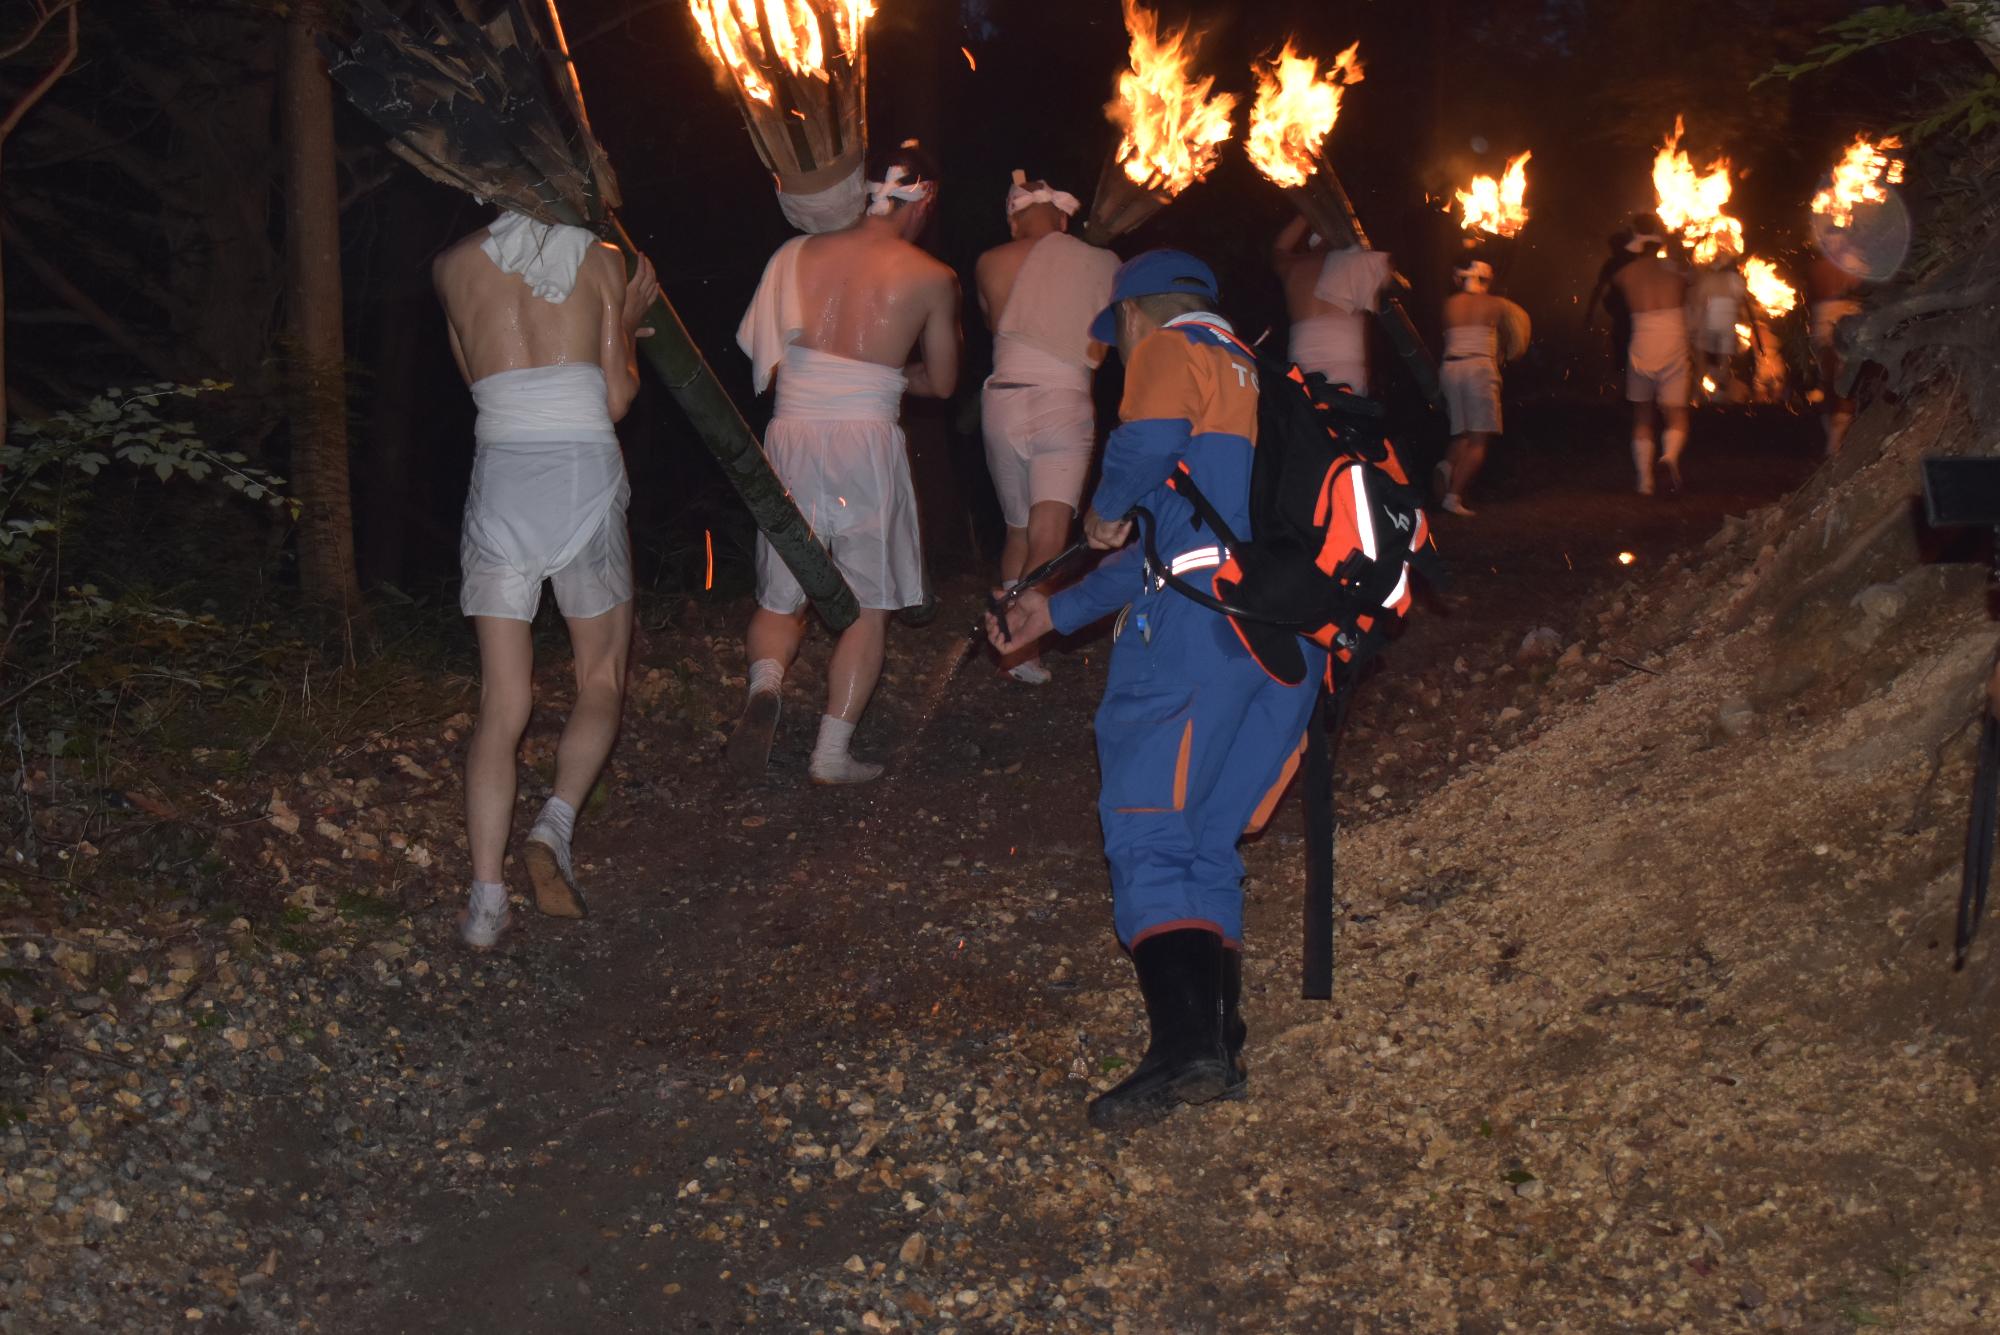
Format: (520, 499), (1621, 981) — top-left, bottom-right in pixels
(866, 164), (935, 217)
(1005, 169), (1080, 220)
(1627, 232), (1664, 254)
(1454, 259), (1493, 293)
(482, 211), (596, 304)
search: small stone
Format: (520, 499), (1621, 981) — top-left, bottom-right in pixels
(1367, 784), (1387, 800)
(1496, 707), (1522, 725)
(1556, 642), (1585, 669)
(1852, 583), (1906, 622)
(844, 1255), (866, 1274)
(1513, 1179), (1545, 1201)
(898, 1233), (927, 1268)
(1516, 627), (1563, 662)
(1717, 697), (1755, 737)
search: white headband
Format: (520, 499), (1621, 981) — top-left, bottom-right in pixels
(866, 163), (934, 216)
(1627, 233), (1664, 253)
(1454, 259), (1493, 291)
(1005, 169), (1079, 219)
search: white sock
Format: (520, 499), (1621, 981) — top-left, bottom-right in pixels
(1631, 436), (1656, 493)
(532, 794), (576, 847)
(748, 658), (784, 698)
(810, 714), (882, 783)
(471, 880), (507, 912)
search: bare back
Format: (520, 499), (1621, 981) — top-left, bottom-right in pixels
(1612, 254), (1688, 314)
(793, 223), (959, 384)
(434, 232), (627, 380)
(975, 235), (1038, 330)
(1443, 290), (1504, 330)
(1280, 250), (1343, 322)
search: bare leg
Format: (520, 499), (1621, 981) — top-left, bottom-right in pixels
(1660, 404), (1690, 491)
(1630, 401), (1658, 495)
(728, 607), (807, 778)
(812, 609), (891, 784)
(466, 616), (535, 886)
(1443, 434), (1490, 515)
(521, 600), (633, 917)
(998, 525), (1029, 586)
(1001, 501), (1074, 680)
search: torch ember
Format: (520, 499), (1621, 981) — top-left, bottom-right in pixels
(1083, 0), (1236, 242)
(1743, 256), (1797, 317)
(1244, 41), (1362, 190)
(1455, 150), (1531, 238)
(1652, 117), (1741, 264)
(1812, 135), (1905, 229)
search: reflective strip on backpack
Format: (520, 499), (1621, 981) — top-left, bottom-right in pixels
(1349, 467), (1377, 560)
(1382, 564), (1410, 610)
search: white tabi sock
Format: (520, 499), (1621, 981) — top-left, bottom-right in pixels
(1631, 436), (1656, 495)
(460, 879), (511, 948)
(809, 714), (882, 785)
(748, 658), (784, 699)
(528, 795), (576, 878)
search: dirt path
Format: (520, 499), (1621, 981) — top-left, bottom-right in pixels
(295, 405), (1822, 1331)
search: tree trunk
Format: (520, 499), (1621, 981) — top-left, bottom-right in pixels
(281, 5), (362, 615)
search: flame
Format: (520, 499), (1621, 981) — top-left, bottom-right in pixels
(1652, 117), (1741, 264)
(704, 529), (714, 591)
(1734, 321), (1752, 350)
(1108, 0), (1238, 197)
(1743, 256), (1797, 317)
(687, 0), (872, 105)
(1244, 41), (1363, 190)
(1455, 150), (1532, 238)
(1811, 135), (1905, 228)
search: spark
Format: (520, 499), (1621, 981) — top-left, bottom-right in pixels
(1617, 551), (1636, 566)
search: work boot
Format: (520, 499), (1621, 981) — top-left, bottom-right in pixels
(1088, 929), (1230, 1131)
(1221, 947), (1248, 1100)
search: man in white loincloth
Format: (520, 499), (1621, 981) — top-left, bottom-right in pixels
(1434, 259), (1530, 518)
(973, 170), (1119, 684)
(729, 140), (962, 784)
(434, 209), (660, 948)
(1611, 216), (1692, 495)
(1688, 251), (1749, 401)
(1272, 215), (1392, 396)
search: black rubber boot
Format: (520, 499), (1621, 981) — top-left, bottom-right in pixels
(1221, 947), (1247, 1100)
(1088, 929), (1230, 1131)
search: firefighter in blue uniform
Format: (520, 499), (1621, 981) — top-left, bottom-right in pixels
(988, 251), (1326, 1130)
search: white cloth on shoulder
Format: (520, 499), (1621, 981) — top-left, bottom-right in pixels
(461, 364), (631, 622)
(1312, 246), (1392, 314)
(756, 346), (924, 614)
(994, 233), (1119, 379)
(737, 235), (812, 395)
(1290, 312), (1369, 394)
(777, 164), (866, 234)
(1626, 307), (1692, 405)
(481, 212), (596, 304)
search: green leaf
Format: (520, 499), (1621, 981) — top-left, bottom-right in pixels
(1502, 1168), (1537, 1185)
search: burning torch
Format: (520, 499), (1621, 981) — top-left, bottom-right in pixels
(1243, 39), (1441, 409)
(1080, 0), (1237, 246)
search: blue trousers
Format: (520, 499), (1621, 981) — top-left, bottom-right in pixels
(1093, 586), (1324, 947)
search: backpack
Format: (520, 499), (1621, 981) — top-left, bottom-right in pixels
(1138, 328), (1440, 691)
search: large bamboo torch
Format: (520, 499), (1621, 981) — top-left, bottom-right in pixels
(1244, 40), (1441, 409)
(1652, 116), (1743, 265)
(1080, 0), (1237, 246)
(686, 1), (874, 233)
(325, 0), (859, 629)
(1454, 151), (1531, 240)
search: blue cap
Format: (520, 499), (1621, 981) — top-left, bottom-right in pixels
(1087, 249), (1221, 346)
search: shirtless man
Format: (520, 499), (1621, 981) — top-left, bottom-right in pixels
(1272, 215), (1391, 396)
(1435, 259), (1530, 517)
(1610, 216), (1692, 495)
(1806, 246), (1865, 455)
(434, 210), (660, 947)
(974, 171), (1118, 683)
(1688, 252), (1749, 401)
(728, 141), (962, 784)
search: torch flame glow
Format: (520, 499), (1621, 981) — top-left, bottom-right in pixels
(687, 0), (872, 105)
(1108, 0), (1238, 197)
(1652, 117), (1741, 264)
(1455, 150), (1532, 238)
(1811, 135), (1905, 228)
(1743, 256), (1797, 317)
(1244, 40), (1363, 190)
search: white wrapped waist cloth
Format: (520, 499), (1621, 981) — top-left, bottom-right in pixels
(773, 345), (908, 422)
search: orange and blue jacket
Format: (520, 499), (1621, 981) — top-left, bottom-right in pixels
(1049, 314), (1260, 636)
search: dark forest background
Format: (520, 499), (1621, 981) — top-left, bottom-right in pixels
(0, 0), (1942, 615)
